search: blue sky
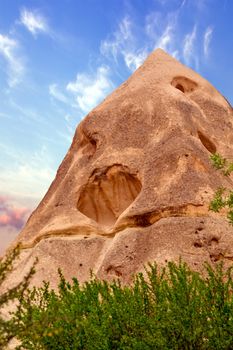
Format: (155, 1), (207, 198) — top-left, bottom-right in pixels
(0, 0), (232, 252)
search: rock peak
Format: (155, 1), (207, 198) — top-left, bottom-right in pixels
(6, 48), (233, 288)
(147, 47), (173, 58)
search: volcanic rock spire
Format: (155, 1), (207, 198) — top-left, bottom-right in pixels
(8, 49), (233, 287)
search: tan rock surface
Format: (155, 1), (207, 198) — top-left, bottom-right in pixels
(5, 49), (233, 288)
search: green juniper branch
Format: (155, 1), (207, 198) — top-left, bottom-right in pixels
(209, 153), (233, 225)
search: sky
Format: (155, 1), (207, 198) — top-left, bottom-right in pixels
(0, 0), (232, 254)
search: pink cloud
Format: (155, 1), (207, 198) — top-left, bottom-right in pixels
(0, 194), (37, 255)
(0, 196), (31, 230)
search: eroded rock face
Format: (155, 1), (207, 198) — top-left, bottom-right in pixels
(6, 49), (233, 288)
(77, 165), (142, 227)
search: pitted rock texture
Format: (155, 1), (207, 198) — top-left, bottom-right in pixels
(5, 49), (233, 287)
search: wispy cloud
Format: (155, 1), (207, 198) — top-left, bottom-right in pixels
(100, 1), (213, 75)
(0, 33), (24, 87)
(183, 25), (198, 68)
(155, 25), (174, 51)
(101, 17), (149, 72)
(49, 84), (69, 104)
(145, 10), (178, 53)
(48, 65), (115, 124)
(66, 65), (114, 114)
(124, 50), (148, 71)
(101, 11), (182, 74)
(203, 26), (213, 58)
(100, 17), (132, 61)
(20, 8), (49, 37)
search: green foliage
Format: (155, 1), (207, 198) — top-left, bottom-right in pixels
(1, 153), (233, 348)
(209, 188), (226, 212)
(210, 153), (226, 170)
(209, 154), (233, 225)
(9, 261), (233, 350)
(0, 246), (36, 348)
(210, 153), (233, 177)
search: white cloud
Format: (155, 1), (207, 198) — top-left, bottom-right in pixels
(145, 10), (202, 69)
(145, 11), (163, 38)
(101, 17), (148, 72)
(118, 16), (132, 41)
(49, 84), (69, 104)
(155, 25), (174, 51)
(100, 17), (132, 61)
(66, 65), (114, 114)
(172, 50), (180, 59)
(145, 11), (178, 57)
(203, 26), (213, 57)
(0, 34), (24, 87)
(183, 25), (197, 66)
(20, 8), (48, 36)
(124, 50), (148, 72)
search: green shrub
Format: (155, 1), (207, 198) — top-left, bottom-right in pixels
(0, 246), (35, 348)
(210, 153), (233, 225)
(11, 261), (233, 350)
(2, 153), (233, 349)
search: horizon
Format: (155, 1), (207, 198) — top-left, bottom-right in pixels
(0, 0), (232, 254)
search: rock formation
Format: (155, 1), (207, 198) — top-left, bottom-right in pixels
(6, 49), (233, 288)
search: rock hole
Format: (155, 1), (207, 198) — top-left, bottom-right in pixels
(171, 76), (198, 94)
(132, 213), (152, 227)
(197, 131), (216, 154)
(77, 165), (142, 226)
(175, 84), (185, 93)
(194, 241), (202, 248)
(209, 237), (219, 247)
(127, 256), (133, 261)
(106, 265), (122, 277)
(210, 253), (222, 263)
